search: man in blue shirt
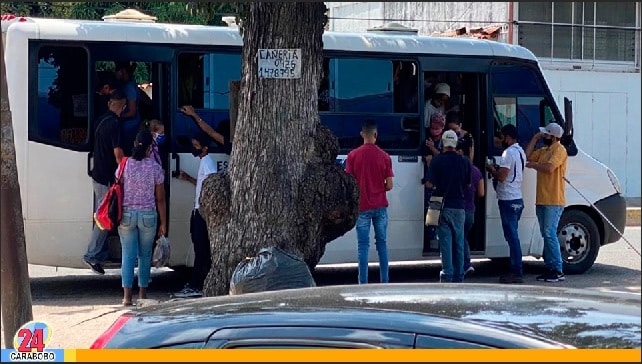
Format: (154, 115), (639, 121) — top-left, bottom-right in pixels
(426, 130), (471, 283)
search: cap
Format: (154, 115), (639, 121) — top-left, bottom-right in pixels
(430, 112), (445, 127)
(539, 122), (564, 138)
(442, 130), (458, 148)
(434, 83), (450, 97)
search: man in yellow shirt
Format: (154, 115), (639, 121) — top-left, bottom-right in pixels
(525, 122), (568, 283)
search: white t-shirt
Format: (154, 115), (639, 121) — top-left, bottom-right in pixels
(496, 143), (526, 201)
(424, 101), (445, 128)
(195, 155), (217, 209)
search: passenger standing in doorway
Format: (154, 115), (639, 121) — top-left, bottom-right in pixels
(486, 124), (526, 284)
(117, 130), (166, 306)
(426, 130), (470, 283)
(83, 90), (127, 275)
(115, 61), (140, 156)
(456, 139), (484, 275)
(424, 83), (450, 130)
(525, 122), (568, 283)
(345, 120), (394, 284)
(180, 105), (232, 156)
(172, 133), (218, 298)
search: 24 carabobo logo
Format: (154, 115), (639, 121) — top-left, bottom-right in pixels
(7, 321), (57, 361)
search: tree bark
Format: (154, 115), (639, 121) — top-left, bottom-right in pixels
(200, 2), (359, 296)
(1, 33), (34, 347)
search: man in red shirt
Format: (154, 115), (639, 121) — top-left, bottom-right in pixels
(345, 120), (395, 284)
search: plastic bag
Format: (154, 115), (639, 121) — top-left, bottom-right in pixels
(229, 246), (316, 295)
(152, 236), (170, 268)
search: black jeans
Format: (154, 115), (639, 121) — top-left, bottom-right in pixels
(190, 209), (211, 291)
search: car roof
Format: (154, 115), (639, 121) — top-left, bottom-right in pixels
(113, 284), (640, 349)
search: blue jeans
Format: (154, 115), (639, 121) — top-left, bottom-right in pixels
(463, 211), (474, 266)
(118, 208), (157, 288)
(437, 208), (466, 283)
(536, 205), (564, 273)
(498, 199), (525, 275)
(84, 181), (110, 264)
(356, 208), (389, 284)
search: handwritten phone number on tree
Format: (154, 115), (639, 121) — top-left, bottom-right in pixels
(257, 48), (302, 79)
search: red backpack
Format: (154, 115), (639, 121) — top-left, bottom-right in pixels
(94, 157), (128, 231)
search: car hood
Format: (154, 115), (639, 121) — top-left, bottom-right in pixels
(133, 283), (641, 348)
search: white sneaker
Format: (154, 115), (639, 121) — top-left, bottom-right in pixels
(171, 285), (203, 298)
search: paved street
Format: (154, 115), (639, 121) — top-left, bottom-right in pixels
(1, 227), (640, 349)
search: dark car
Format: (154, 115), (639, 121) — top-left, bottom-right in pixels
(91, 283), (641, 349)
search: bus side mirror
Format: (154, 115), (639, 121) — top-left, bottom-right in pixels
(562, 97), (578, 156)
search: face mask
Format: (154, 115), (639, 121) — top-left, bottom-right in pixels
(543, 138), (553, 146)
(191, 147), (202, 157)
(154, 133), (165, 146)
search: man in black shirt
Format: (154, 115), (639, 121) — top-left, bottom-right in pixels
(426, 130), (471, 283)
(83, 90), (126, 274)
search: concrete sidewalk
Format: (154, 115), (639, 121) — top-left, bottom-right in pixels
(626, 197), (640, 227)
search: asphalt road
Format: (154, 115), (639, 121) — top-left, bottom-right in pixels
(1, 227), (639, 349)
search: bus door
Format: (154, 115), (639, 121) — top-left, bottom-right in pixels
(168, 51), (240, 268)
(87, 43), (177, 264)
(485, 61), (547, 259)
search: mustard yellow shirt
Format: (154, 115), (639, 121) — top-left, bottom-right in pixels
(528, 141), (567, 206)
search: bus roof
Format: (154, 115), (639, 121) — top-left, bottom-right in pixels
(2, 16), (537, 61)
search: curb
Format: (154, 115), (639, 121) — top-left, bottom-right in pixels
(626, 208), (640, 227)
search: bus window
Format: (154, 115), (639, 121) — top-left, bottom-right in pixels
(321, 57), (420, 153)
(490, 62), (559, 151)
(176, 51), (241, 152)
(332, 58), (393, 113)
(32, 46), (89, 149)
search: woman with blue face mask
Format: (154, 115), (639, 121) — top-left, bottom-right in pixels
(147, 119), (165, 167)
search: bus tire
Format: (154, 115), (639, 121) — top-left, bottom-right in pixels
(558, 210), (600, 275)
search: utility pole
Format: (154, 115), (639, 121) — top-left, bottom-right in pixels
(1, 32), (34, 348)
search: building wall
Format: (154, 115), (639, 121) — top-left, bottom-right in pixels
(325, 1), (641, 197)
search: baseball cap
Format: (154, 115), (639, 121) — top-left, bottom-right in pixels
(442, 129), (458, 148)
(434, 83), (450, 97)
(539, 122), (564, 138)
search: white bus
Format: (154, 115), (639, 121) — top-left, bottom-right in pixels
(2, 14), (626, 275)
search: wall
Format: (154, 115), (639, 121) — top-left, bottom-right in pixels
(543, 70), (641, 197)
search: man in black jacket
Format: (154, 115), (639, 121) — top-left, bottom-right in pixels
(83, 90), (126, 275)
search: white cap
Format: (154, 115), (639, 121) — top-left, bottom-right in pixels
(434, 83), (450, 97)
(539, 122), (564, 138)
(442, 130), (458, 148)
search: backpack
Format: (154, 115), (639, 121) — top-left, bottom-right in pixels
(94, 157), (128, 231)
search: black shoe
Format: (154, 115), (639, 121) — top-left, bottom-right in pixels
(499, 273), (523, 284)
(537, 270), (565, 282)
(83, 260), (105, 275)
(536, 269), (555, 281)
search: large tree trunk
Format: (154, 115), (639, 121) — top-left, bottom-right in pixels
(1, 33), (34, 347)
(200, 2), (359, 296)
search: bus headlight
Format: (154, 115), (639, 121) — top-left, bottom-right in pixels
(607, 169), (622, 194)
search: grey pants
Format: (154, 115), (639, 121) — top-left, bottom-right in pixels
(83, 181), (110, 264)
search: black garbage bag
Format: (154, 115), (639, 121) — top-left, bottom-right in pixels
(229, 246), (316, 295)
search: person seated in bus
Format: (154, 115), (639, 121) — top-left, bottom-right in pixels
(420, 112), (445, 255)
(114, 61), (141, 156)
(83, 90), (127, 275)
(455, 138), (484, 275)
(446, 111), (474, 161)
(116, 130), (166, 306)
(172, 132), (218, 298)
(425, 130), (471, 283)
(179, 105), (232, 155)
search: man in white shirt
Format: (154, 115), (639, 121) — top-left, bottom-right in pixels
(486, 124), (526, 284)
(172, 133), (218, 298)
